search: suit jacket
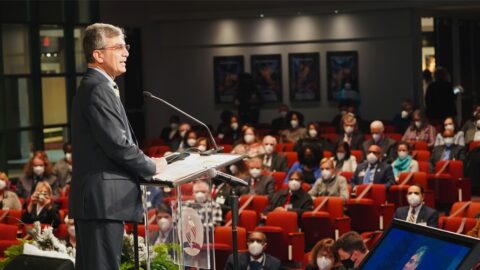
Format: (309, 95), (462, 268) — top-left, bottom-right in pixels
(70, 68), (156, 221)
(224, 252), (282, 270)
(430, 144), (466, 170)
(237, 175), (275, 199)
(262, 152), (288, 173)
(335, 132), (364, 150)
(264, 188), (313, 214)
(352, 160), (396, 188)
(16, 174), (59, 200)
(394, 204), (439, 228)
(362, 137), (398, 163)
(53, 158), (72, 188)
(21, 204), (61, 228)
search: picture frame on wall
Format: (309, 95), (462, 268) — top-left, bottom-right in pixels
(251, 54), (283, 103)
(326, 51), (359, 102)
(288, 52), (320, 102)
(213, 55), (244, 104)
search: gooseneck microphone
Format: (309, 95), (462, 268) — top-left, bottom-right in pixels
(143, 91), (223, 155)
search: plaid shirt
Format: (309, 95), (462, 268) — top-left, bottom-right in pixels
(183, 200), (223, 227)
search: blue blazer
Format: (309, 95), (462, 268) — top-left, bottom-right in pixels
(351, 160), (396, 188)
(394, 205), (439, 228)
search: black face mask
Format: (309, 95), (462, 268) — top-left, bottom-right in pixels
(303, 155), (316, 166)
(341, 256), (355, 269)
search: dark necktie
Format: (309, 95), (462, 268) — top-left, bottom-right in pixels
(249, 261), (262, 270)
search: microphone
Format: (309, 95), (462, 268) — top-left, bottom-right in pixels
(208, 168), (248, 187)
(143, 91), (223, 155)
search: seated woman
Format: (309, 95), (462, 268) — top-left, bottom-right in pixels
(285, 144), (323, 185)
(434, 116), (465, 146)
(280, 111), (306, 144)
(17, 151), (59, 200)
(177, 130), (198, 152)
(64, 216), (76, 248)
(194, 136), (210, 152)
(391, 141), (419, 181)
(305, 238), (345, 270)
(465, 113), (480, 144)
(21, 181), (60, 228)
(402, 109), (437, 148)
(232, 125), (264, 158)
(330, 142), (357, 173)
(294, 122), (334, 153)
(309, 159), (349, 201)
(0, 171), (22, 210)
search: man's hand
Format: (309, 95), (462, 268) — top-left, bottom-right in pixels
(152, 157), (167, 174)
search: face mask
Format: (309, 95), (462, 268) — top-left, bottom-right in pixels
(249, 168), (262, 178)
(444, 137), (454, 147)
(264, 144), (274, 154)
(344, 126), (354, 134)
(291, 120), (299, 128)
(231, 122), (238, 130)
(280, 111), (288, 117)
(33, 166), (45, 176)
(397, 150), (408, 160)
(67, 226), (75, 237)
(341, 257), (355, 269)
(414, 121), (422, 129)
(65, 153), (72, 162)
(0, 180), (6, 190)
(194, 192), (207, 203)
(321, 169), (332, 181)
(179, 130), (187, 138)
(197, 145), (207, 152)
(336, 152), (345, 160)
(407, 193), (422, 207)
(288, 180), (301, 191)
(303, 155), (316, 166)
(229, 164), (238, 175)
(187, 138), (197, 147)
(248, 241), (264, 256)
(244, 134), (255, 144)
(401, 110), (409, 119)
(367, 153), (378, 164)
(444, 124), (454, 131)
(308, 129), (318, 138)
(372, 133), (381, 142)
(317, 256), (333, 270)
(158, 217), (171, 232)
(170, 123), (178, 130)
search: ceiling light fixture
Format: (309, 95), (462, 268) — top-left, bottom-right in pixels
(334, 10), (339, 14)
(259, 13), (264, 18)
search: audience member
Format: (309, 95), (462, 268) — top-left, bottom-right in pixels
(391, 142), (419, 181)
(160, 115), (180, 143)
(402, 109), (436, 148)
(184, 180), (223, 226)
(430, 129), (466, 170)
(331, 142), (357, 173)
(464, 113), (480, 144)
(170, 123), (191, 151)
(227, 160), (250, 180)
(425, 67), (456, 123)
(351, 145), (395, 190)
(237, 158), (275, 199)
(21, 181), (60, 228)
(53, 142), (73, 191)
(232, 125), (264, 158)
(194, 136), (210, 152)
(306, 238), (346, 270)
(309, 159), (349, 201)
(434, 117), (465, 146)
(393, 184), (438, 227)
(221, 115), (242, 145)
(280, 111), (306, 144)
(461, 103), (480, 133)
(285, 144), (323, 184)
(17, 151), (59, 200)
(335, 113), (363, 150)
(146, 186), (164, 210)
(271, 104), (290, 134)
(334, 231), (369, 269)
(64, 216), (76, 248)
(175, 129), (196, 152)
(224, 231), (281, 270)
(331, 103), (349, 132)
(362, 120), (397, 163)
(392, 99), (415, 134)
(294, 122), (334, 153)
(211, 177), (232, 217)
(153, 203), (174, 245)
(261, 135), (288, 173)
(216, 110), (234, 140)
(237, 72), (263, 125)
(0, 172), (22, 210)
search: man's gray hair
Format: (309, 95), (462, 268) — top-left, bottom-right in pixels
(83, 23), (124, 64)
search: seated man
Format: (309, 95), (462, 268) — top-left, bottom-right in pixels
(184, 180), (223, 226)
(393, 184), (439, 227)
(153, 203), (174, 245)
(334, 231), (369, 269)
(362, 120), (397, 163)
(261, 135), (288, 173)
(351, 145), (396, 190)
(308, 158), (349, 201)
(237, 157), (275, 200)
(224, 231), (281, 270)
(430, 129), (466, 171)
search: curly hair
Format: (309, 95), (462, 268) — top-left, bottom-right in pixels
(23, 151), (54, 178)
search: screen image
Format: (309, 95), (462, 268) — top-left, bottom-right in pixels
(361, 227), (471, 270)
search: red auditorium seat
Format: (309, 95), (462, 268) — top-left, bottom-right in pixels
(468, 141), (480, 151)
(438, 216), (477, 234)
(224, 210), (258, 232)
(319, 126), (336, 134)
(0, 240), (20, 257)
(412, 150), (431, 162)
(214, 226), (247, 251)
(320, 133), (338, 144)
(386, 133), (402, 141)
(271, 171), (287, 191)
(388, 172), (431, 208)
(339, 171), (354, 183)
(137, 224), (160, 238)
(283, 143), (295, 152)
(350, 150), (363, 163)
(0, 224), (18, 240)
(427, 161), (471, 205)
(220, 144), (233, 153)
(0, 210), (22, 226)
(361, 231), (383, 251)
(239, 195), (269, 215)
(55, 196), (69, 210)
(283, 152), (298, 168)
(417, 161), (430, 173)
(147, 145), (171, 157)
(448, 201), (480, 218)
(323, 150), (333, 158)
(412, 141), (428, 151)
(141, 138), (166, 151)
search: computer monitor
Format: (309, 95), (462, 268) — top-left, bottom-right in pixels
(359, 219), (480, 270)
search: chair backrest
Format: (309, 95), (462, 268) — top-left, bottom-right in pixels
(225, 210), (258, 232)
(398, 172), (427, 187)
(386, 133), (402, 141)
(449, 201), (480, 218)
(355, 184), (387, 208)
(214, 226), (248, 251)
(313, 196), (344, 218)
(350, 150), (363, 163)
(339, 171), (354, 183)
(412, 150), (431, 162)
(283, 143), (295, 152)
(266, 211), (298, 234)
(321, 133), (338, 144)
(0, 224), (18, 240)
(271, 171), (287, 191)
(147, 145), (171, 157)
(417, 161), (430, 173)
(283, 152), (298, 168)
(0, 210), (22, 225)
(435, 160), (464, 178)
(439, 217), (478, 234)
(413, 141), (428, 151)
(239, 195), (269, 214)
(220, 144), (233, 153)
(469, 141), (480, 151)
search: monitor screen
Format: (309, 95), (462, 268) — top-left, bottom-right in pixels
(359, 219), (480, 270)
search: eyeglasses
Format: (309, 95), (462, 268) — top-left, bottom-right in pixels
(97, 44), (130, 51)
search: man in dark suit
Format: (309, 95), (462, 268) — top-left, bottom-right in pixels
(362, 120), (397, 163)
(351, 145), (396, 190)
(70, 23), (165, 270)
(261, 135), (288, 173)
(237, 157), (276, 199)
(394, 184), (439, 227)
(224, 231), (282, 270)
(430, 129), (466, 170)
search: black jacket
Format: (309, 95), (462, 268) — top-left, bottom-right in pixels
(224, 252), (282, 270)
(394, 205), (439, 228)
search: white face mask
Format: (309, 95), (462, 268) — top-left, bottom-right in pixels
(194, 192), (207, 203)
(187, 138), (197, 147)
(317, 256), (333, 270)
(288, 180), (301, 191)
(344, 126), (354, 134)
(407, 193), (422, 207)
(179, 130), (187, 138)
(444, 124), (454, 131)
(308, 129), (318, 138)
(372, 133), (381, 142)
(321, 169), (332, 181)
(65, 153), (72, 162)
(67, 226), (75, 237)
(291, 120), (299, 128)
(248, 241), (264, 256)
(397, 150), (408, 160)
(158, 217), (171, 232)
(197, 145), (207, 152)
(231, 122), (239, 130)
(0, 180), (6, 190)
(263, 144), (274, 155)
(336, 152), (345, 160)
(244, 134), (255, 144)
(33, 166), (45, 176)
(367, 153), (378, 164)
(249, 168), (262, 178)
(401, 110), (409, 119)
(414, 121), (422, 129)
(229, 164), (239, 175)
(444, 137), (454, 147)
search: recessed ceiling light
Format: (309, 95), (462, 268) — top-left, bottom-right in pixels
(334, 10), (339, 14)
(259, 13), (264, 18)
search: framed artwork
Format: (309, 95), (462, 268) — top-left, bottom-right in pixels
(213, 56), (244, 104)
(326, 51), (359, 101)
(251, 54), (283, 103)
(288, 53), (320, 102)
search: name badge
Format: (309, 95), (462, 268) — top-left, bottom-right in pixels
(216, 196), (226, 205)
(285, 204), (293, 210)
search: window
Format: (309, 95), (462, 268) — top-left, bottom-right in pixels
(2, 24), (30, 75)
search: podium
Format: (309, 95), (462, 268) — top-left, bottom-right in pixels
(140, 152), (246, 270)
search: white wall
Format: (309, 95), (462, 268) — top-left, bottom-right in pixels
(101, 7), (420, 138)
